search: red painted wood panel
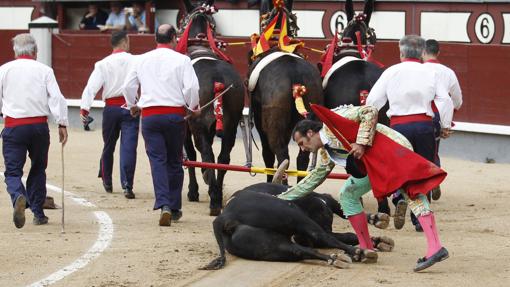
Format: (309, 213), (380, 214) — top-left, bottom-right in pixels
(0, 30), (28, 65)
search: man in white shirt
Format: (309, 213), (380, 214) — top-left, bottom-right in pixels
(80, 31), (138, 199)
(0, 34), (68, 228)
(366, 35), (454, 233)
(123, 24), (200, 226)
(423, 39), (463, 200)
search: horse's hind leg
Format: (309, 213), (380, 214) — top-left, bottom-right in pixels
(296, 149), (310, 183)
(216, 114), (241, 209)
(258, 129), (276, 183)
(184, 125), (199, 202)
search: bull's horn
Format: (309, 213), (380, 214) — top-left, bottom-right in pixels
(272, 159), (290, 184)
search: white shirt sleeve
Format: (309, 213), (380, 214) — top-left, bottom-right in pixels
(46, 70), (69, 126)
(366, 69), (390, 110)
(448, 70), (463, 110)
(181, 57), (200, 110)
(122, 61), (140, 108)
(80, 63), (104, 111)
(434, 74), (454, 129)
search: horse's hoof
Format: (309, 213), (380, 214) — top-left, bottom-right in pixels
(188, 194), (199, 202)
(199, 256), (226, 270)
(209, 208), (222, 216)
(373, 236), (395, 252)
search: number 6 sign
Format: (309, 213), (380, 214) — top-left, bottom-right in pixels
(475, 13), (495, 44)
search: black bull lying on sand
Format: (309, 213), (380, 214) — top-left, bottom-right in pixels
(202, 183), (394, 269)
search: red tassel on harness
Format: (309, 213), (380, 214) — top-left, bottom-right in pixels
(175, 19), (193, 54)
(207, 24), (233, 63)
(214, 82), (225, 137)
(320, 31), (338, 78)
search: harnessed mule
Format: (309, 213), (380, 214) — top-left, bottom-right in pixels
(320, 0), (391, 214)
(248, 0), (323, 183)
(179, 0), (245, 216)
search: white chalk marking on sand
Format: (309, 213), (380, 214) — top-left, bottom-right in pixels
(27, 211), (113, 287)
(0, 176), (114, 287)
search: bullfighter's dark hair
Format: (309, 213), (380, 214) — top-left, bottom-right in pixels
(111, 31), (128, 48)
(155, 25), (177, 44)
(425, 39), (440, 56)
(292, 119), (323, 140)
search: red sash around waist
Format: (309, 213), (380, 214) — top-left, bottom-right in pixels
(390, 114), (432, 127)
(4, 116), (48, 128)
(141, 106), (186, 117)
(105, 96), (126, 106)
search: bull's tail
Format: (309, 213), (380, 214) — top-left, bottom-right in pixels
(199, 216), (230, 270)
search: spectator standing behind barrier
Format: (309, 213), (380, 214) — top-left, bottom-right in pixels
(80, 31), (139, 200)
(366, 35), (454, 232)
(0, 34), (69, 228)
(122, 24), (200, 226)
(100, 1), (126, 31)
(80, 3), (108, 30)
(423, 40), (463, 201)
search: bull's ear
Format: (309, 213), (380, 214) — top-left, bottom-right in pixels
(183, 0), (196, 13)
(345, 0), (354, 22)
(363, 0), (374, 25)
(285, 0), (294, 12)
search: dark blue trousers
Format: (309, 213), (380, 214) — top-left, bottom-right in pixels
(98, 106), (139, 190)
(433, 111), (441, 167)
(141, 114), (185, 210)
(2, 123), (50, 218)
(391, 120), (436, 226)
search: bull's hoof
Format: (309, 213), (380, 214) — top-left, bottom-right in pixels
(362, 249), (378, 264)
(372, 236), (395, 252)
(367, 212), (390, 229)
(351, 248), (378, 263)
(328, 253), (351, 269)
(209, 208), (222, 216)
(199, 256), (226, 270)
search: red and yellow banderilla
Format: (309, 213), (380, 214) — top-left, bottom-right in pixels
(183, 161), (349, 180)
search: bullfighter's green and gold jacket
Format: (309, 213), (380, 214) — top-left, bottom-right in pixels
(277, 105), (412, 200)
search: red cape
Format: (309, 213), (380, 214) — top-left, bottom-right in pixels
(310, 104), (446, 200)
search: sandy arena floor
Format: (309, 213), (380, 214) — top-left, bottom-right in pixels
(1, 126), (509, 287)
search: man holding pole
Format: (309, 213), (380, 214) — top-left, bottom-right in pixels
(0, 33), (69, 228)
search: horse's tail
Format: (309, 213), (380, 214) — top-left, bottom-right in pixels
(292, 84), (310, 118)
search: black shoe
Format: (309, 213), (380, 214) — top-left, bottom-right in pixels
(33, 215), (49, 225)
(414, 247), (449, 272)
(159, 206), (171, 226)
(415, 223), (424, 232)
(103, 182), (113, 193)
(13, 195), (26, 229)
(171, 210), (183, 221)
(123, 188), (135, 199)
(432, 186), (441, 201)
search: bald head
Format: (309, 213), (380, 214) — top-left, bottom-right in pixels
(12, 33), (37, 58)
(155, 24), (177, 44)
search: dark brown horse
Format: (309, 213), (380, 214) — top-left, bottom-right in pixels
(180, 0), (245, 216)
(249, 0), (323, 182)
(320, 0), (391, 213)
